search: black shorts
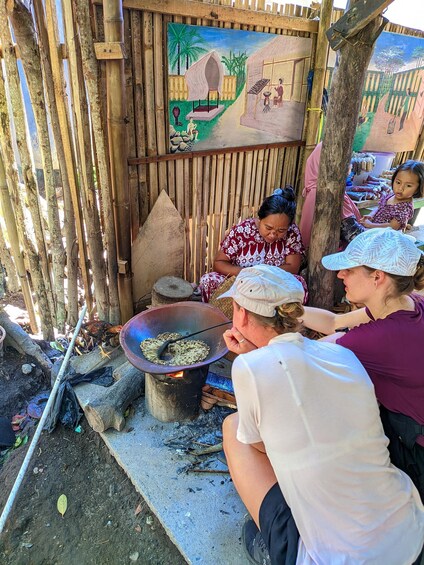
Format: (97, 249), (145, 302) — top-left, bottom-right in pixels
(259, 483), (299, 565)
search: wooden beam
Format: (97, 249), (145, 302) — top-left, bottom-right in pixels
(327, 0), (393, 50)
(92, 0), (319, 34)
(128, 140), (305, 165)
(94, 41), (126, 60)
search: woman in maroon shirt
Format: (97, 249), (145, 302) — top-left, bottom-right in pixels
(301, 228), (424, 501)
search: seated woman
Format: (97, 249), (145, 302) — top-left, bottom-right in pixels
(301, 228), (424, 502)
(198, 187), (306, 302)
(220, 264), (424, 565)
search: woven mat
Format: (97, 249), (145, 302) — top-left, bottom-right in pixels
(209, 276), (235, 320)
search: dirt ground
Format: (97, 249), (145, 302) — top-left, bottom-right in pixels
(0, 345), (185, 565)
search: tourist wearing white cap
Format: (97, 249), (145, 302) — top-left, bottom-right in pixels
(301, 228), (424, 503)
(220, 264), (424, 565)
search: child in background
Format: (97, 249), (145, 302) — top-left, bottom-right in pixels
(360, 160), (424, 231)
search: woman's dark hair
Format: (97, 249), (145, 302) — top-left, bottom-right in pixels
(258, 186), (296, 222)
(392, 160), (424, 198)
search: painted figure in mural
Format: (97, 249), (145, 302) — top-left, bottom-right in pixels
(187, 117), (199, 141)
(274, 78), (284, 108)
(360, 160), (424, 231)
(221, 262), (424, 565)
(262, 91), (272, 113)
(399, 87), (411, 131)
(198, 187), (307, 304)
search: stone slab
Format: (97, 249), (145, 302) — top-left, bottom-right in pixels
(98, 400), (246, 565)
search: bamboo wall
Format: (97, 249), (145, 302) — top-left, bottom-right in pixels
(93, 0), (316, 284)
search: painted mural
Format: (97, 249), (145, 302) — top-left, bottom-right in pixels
(327, 31), (424, 153)
(167, 23), (312, 153)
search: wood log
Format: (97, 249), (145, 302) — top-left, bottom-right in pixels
(82, 372), (145, 432)
(151, 276), (193, 306)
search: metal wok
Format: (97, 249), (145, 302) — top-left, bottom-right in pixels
(120, 302), (230, 374)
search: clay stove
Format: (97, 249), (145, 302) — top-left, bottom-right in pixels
(145, 366), (209, 422)
(120, 302), (229, 423)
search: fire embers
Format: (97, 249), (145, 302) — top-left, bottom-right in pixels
(140, 332), (210, 366)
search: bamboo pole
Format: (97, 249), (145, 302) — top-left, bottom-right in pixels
(63, 0), (110, 321)
(130, 9), (148, 226)
(103, 0), (133, 322)
(8, 0), (66, 331)
(73, 0), (120, 324)
(296, 0), (333, 223)
(43, 0), (93, 316)
(123, 8), (139, 242)
(0, 5), (54, 338)
(153, 13), (167, 194)
(0, 150), (36, 330)
(143, 11), (159, 209)
(32, 0), (79, 326)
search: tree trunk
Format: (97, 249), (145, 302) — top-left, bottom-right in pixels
(32, 0), (79, 327)
(0, 213), (19, 293)
(73, 0), (120, 324)
(0, 63), (53, 338)
(39, 0), (94, 319)
(62, 1), (110, 320)
(9, 0), (66, 331)
(308, 10), (385, 308)
(0, 5), (55, 335)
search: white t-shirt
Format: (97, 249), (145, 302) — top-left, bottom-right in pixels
(233, 332), (424, 565)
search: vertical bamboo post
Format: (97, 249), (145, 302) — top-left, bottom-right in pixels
(43, 0), (93, 315)
(73, 0), (120, 324)
(103, 0), (133, 322)
(63, 1), (109, 320)
(296, 0), (333, 222)
(0, 151), (37, 332)
(32, 0), (79, 326)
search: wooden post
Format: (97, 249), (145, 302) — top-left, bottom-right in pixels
(43, 0), (93, 316)
(103, 0), (134, 323)
(296, 0), (333, 223)
(308, 3), (388, 308)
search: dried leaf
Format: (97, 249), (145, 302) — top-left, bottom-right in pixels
(135, 525), (142, 533)
(134, 503), (142, 516)
(57, 494), (68, 517)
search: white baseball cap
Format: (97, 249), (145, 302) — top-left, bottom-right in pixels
(322, 228), (423, 276)
(218, 264), (305, 317)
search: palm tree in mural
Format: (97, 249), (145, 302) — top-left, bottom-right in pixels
(180, 31), (208, 72)
(168, 23), (207, 75)
(222, 51), (248, 94)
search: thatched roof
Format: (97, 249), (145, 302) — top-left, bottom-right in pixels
(185, 51), (224, 101)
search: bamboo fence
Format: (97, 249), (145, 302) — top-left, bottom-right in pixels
(0, 0), (422, 335)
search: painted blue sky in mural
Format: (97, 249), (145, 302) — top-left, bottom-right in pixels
(370, 31), (424, 66)
(167, 23), (273, 73)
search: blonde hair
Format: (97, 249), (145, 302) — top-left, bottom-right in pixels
(363, 259), (424, 296)
(248, 302), (304, 334)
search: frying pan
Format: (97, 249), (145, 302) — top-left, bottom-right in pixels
(120, 302), (230, 374)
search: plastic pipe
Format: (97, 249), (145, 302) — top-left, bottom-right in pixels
(0, 303), (87, 534)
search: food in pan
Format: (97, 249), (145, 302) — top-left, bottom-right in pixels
(140, 332), (210, 366)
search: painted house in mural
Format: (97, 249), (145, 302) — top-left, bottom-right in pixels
(240, 35), (311, 141)
(184, 51), (225, 120)
(325, 31), (424, 153)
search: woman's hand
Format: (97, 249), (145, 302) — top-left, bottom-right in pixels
(223, 327), (257, 355)
(213, 250), (242, 277)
